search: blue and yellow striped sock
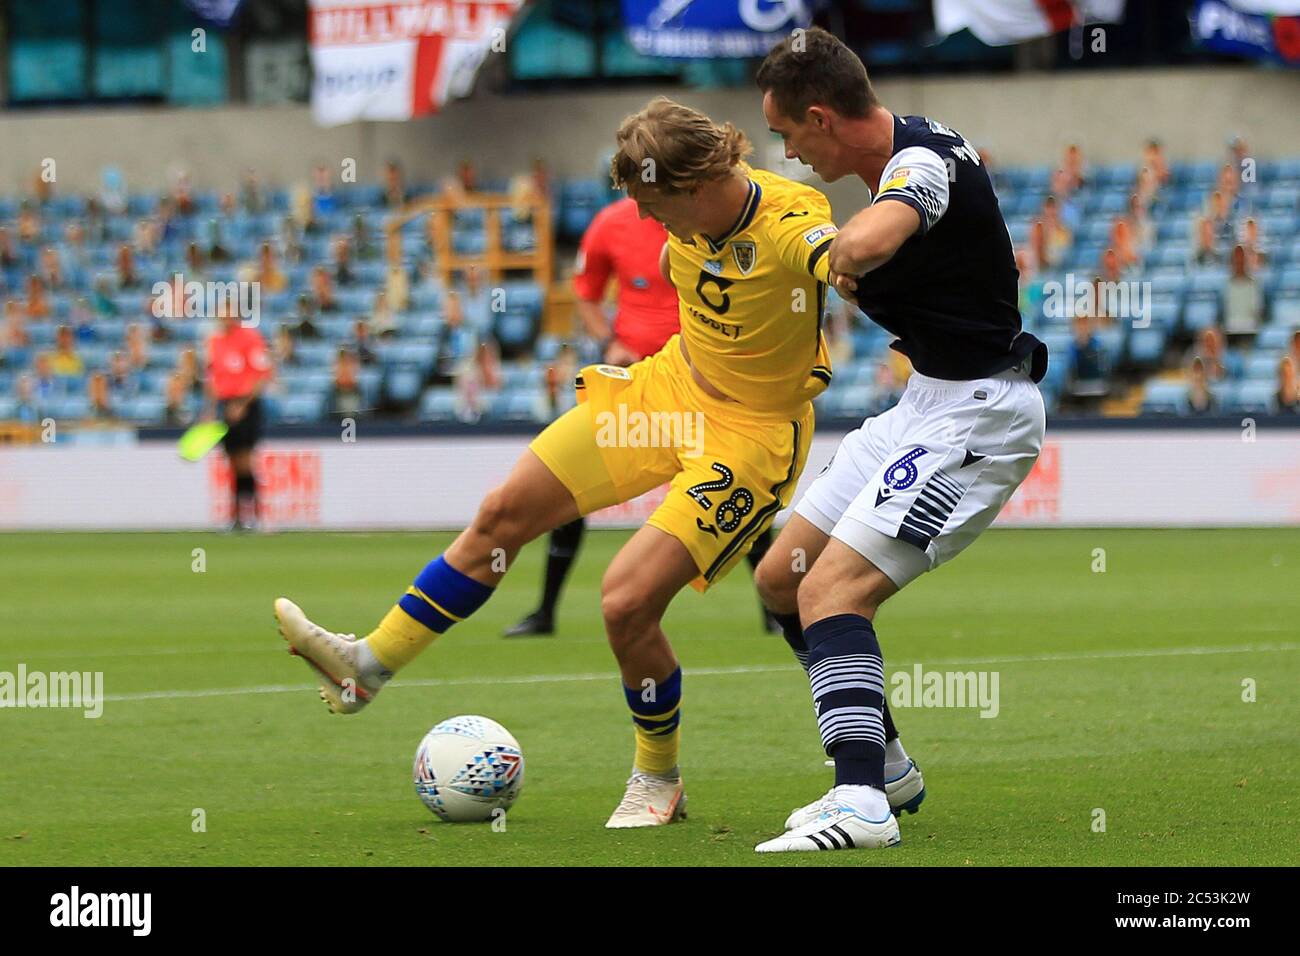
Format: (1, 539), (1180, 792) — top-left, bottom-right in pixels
(624, 667), (682, 776)
(366, 556), (493, 671)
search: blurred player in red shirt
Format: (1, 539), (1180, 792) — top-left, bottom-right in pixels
(206, 308), (273, 531)
(506, 197), (776, 636)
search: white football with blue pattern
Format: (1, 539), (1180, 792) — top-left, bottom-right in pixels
(413, 715), (525, 822)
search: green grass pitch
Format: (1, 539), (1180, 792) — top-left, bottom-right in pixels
(1, 528), (1296, 867)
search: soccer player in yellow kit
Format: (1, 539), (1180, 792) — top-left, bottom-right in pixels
(274, 97), (838, 828)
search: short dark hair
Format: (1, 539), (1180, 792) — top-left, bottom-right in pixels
(756, 27), (876, 122)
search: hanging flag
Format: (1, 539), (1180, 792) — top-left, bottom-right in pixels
(1191, 0), (1300, 66)
(932, 0), (1126, 46)
(309, 0), (524, 126)
(622, 0), (816, 59)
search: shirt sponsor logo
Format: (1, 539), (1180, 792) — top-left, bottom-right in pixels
(802, 225), (838, 246)
(881, 167), (912, 192)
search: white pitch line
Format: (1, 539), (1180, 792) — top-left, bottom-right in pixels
(12, 623), (1296, 661)
(95, 642), (1299, 704)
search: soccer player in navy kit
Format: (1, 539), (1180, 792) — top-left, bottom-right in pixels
(751, 28), (1048, 852)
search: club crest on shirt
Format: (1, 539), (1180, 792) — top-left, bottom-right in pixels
(731, 241), (756, 276)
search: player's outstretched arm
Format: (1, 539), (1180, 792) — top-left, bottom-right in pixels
(827, 201), (920, 281)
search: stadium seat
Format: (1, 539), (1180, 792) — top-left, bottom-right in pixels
(1225, 380), (1278, 414)
(410, 284), (443, 311)
(418, 387), (459, 422)
(1273, 295), (1300, 326)
(385, 368), (424, 406)
(1188, 269), (1229, 294)
(1145, 271), (1187, 298)
(276, 392), (326, 423)
(1277, 266), (1300, 293)
(120, 394), (166, 423)
(501, 390), (542, 421)
(1244, 352), (1281, 380)
(1126, 327), (1168, 367)
(1181, 294), (1220, 333)
(1257, 324), (1298, 350)
(1140, 381), (1188, 415)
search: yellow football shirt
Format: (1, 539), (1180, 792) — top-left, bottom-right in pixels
(665, 166), (837, 416)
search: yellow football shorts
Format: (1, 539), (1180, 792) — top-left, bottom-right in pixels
(530, 335), (814, 591)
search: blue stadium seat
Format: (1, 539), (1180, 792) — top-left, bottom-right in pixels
(48, 395), (90, 419)
(1273, 294), (1300, 325)
(1153, 244), (1191, 269)
(1261, 213), (1296, 240)
(1243, 352), (1281, 380)
(394, 342), (436, 372)
(276, 392), (326, 423)
(294, 341), (336, 367)
(1188, 269), (1229, 294)
(533, 335), (562, 362)
(410, 284), (443, 311)
(1276, 266), (1300, 292)
(451, 230), (487, 256)
(501, 390), (542, 421)
(1097, 163), (1138, 188)
(407, 315), (443, 340)
(496, 311), (538, 354)
(120, 394), (166, 423)
(1261, 159), (1300, 180)
(1225, 380), (1277, 414)
(503, 223), (536, 252)
(1156, 215), (1193, 243)
(418, 387), (458, 422)
(1127, 327), (1168, 367)
(1148, 296), (1181, 329)
(1082, 218), (1113, 244)
(1264, 183), (1299, 211)
(1095, 327), (1124, 366)
(1140, 381), (1188, 415)
(384, 368), (423, 406)
(1257, 324), (1299, 350)
(1147, 271), (1188, 297)
(1182, 294), (1220, 333)
(28, 325), (57, 347)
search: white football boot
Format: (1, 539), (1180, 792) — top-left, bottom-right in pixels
(604, 771), (688, 829)
(757, 789), (901, 853)
(788, 759), (926, 830)
(275, 597), (390, 714)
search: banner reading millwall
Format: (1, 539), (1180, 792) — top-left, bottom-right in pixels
(622, 0), (816, 58)
(309, 0), (524, 126)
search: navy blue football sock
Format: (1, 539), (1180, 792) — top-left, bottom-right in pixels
(805, 612), (886, 791)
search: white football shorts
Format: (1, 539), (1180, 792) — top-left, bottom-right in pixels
(795, 364), (1046, 589)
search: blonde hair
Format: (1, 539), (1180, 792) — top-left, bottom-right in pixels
(610, 97), (751, 196)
